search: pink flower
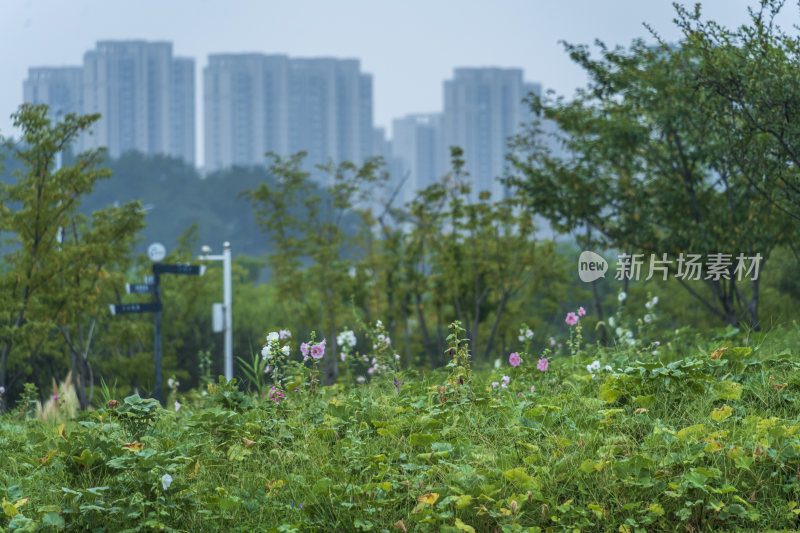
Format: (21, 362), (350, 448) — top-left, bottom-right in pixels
(550, 337), (556, 347)
(491, 381), (499, 388)
(310, 343), (325, 360)
(530, 385), (535, 393)
(565, 312), (578, 326)
(509, 352), (521, 367)
(537, 358), (549, 372)
(300, 342), (309, 357)
(268, 387), (285, 403)
(53, 394), (59, 401)
(578, 306), (586, 317)
(502, 375), (510, 385)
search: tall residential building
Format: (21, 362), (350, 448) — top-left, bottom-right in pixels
(80, 40), (195, 163)
(204, 54), (289, 171)
(23, 67), (83, 120)
(391, 113), (444, 205)
(443, 68), (540, 199)
(204, 54), (374, 177)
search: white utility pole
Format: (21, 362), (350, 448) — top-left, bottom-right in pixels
(198, 241), (234, 380)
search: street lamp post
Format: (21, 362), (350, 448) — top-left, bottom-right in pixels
(198, 242), (233, 380)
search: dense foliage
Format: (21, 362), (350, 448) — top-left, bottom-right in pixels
(1, 323), (800, 531)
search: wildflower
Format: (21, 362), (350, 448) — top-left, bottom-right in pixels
(618, 291), (627, 302)
(264, 365), (271, 374)
(310, 343), (325, 360)
(491, 381), (499, 388)
(605, 365), (612, 372)
(586, 360), (601, 373)
(530, 385), (535, 393)
(268, 387), (285, 403)
(367, 366), (375, 375)
(161, 473), (173, 490)
(526, 329), (534, 339)
(565, 312), (578, 326)
(0, 386), (4, 395)
(509, 352), (521, 367)
(652, 296), (659, 305)
(53, 394), (59, 401)
(537, 358), (549, 372)
(261, 345), (272, 360)
(549, 337), (556, 347)
(294, 387), (300, 392)
(340, 352), (346, 362)
(608, 316), (615, 327)
(174, 401), (181, 411)
(300, 342), (309, 358)
(336, 329), (356, 348)
(167, 377), (174, 389)
(356, 376), (366, 384)
(281, 345), (290, 356)
(645, 301), (652, 309)
(653, 341), (660, 346)
(267, 331), (279, 343)
(494, 358), (501, 369)
(517, 392), (522, 397)
(395, 354), (401, 360)
(578, 306), (586, 317)
(557, 343), (563, 349)
(393, 379), (404, 393)
(502, 375), (510, 387)
(376, 320), (383, 328)
(644, 314), (652, 323)
(279, 329), (292, 340)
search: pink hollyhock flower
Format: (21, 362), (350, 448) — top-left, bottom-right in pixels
(509, 352), (521, 367)
(310, 343), (325, 360)
(565, 312), (579, 326)
(300, 342), (309, 358)
(537, 358), (549, 372)
(578, 306), (586, 317)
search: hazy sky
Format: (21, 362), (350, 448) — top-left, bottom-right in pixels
(2, 1), (799, 166)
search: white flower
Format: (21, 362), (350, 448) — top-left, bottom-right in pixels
(644, 314), (652, 323)
(0, 386), (5, 395)
(367, 366), (375, 375)
(356, 376), (366, 384)
(174, 401), (181, 411)
(279, 329), (291, 339)
(394, 354), (401, 360)
(337, 330), (357, 348)
(264, 365), (271, 374)
(494, 358), (501, 369)
(340, 353), (346, 362)
(618, 291), (627, 302)
(261, 345), (272, 360)
(518, 335), (525, 342)
(645, 301), (652, 309)
(526, 329), (534, 339)
(167, 378), (175, 389)
(161, 473), (173, 491)
(375, 320), (383, 328)
(652, 296), (659, 305)
(587, 360), (601, 373)
(615, 327), (623, 336)
(605, 365), (612, 372)
(608, 316), (615, 327)
(281, 345), (290, 356)
(266, 331), (279, 343)
(502, 375), (510, 385)
(201, 390), (207, 397)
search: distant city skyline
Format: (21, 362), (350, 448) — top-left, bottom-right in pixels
(3, 0), (799, 167)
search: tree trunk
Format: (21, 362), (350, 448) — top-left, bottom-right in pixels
(482, 290), (510, 361)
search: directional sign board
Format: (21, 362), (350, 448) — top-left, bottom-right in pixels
(153, 264), (206, 276)
(109, 302), (161, 316)
(126, 283), (155, 294)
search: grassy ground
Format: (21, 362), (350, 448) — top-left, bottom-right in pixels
(2, 325), (800, 532)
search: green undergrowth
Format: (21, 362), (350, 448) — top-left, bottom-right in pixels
(2, 327), (800, 532)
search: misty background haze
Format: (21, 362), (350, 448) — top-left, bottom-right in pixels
(3, 0), (799, 168)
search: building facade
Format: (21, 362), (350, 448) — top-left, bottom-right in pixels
(443, 68), (540, 199)
(22, 67), (83, 121)
(204, 54), (373, 177)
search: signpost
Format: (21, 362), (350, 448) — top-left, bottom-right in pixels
(198, 242), (233, 380)
(110, 242), (204, 404)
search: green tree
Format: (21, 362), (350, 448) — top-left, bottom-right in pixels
(506, 37), (790, 329)
(0, 104), (144, 409)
